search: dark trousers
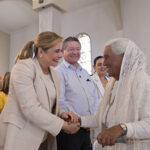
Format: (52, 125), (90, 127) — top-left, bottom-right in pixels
(57, 128), (92, 150)
(39, 139), (48, 150)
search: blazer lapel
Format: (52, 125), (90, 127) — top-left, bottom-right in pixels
(33, 58), (51, 111)
(50, 66), (60, 115)
(33, 58), (59, 114)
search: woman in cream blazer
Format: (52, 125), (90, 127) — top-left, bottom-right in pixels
(0, 31), (79, 150)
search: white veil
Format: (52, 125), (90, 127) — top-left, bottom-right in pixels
(114, 40), (146, 122)
(97, 39), (150, 150)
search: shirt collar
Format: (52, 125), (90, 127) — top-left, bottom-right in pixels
(63, 59), (82, 71)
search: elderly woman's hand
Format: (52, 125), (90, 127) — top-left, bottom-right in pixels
(62, 121), (80, 134)
(60, 111), (80, 124)
(97, 125), (124, 146)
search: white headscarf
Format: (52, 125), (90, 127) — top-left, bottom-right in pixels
(97, 39), (150, 150)
(114, 40), (146, 122)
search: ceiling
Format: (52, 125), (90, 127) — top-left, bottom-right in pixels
(0, 0), (38, 33)
(0, 0), (99, 33)
(67, 0), (99, 12)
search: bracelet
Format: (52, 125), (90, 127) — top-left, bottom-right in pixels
(120, 123), (127, 135)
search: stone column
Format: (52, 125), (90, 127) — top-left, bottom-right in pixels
(39, 6), (62, 34)
(32, 0), (67, 34)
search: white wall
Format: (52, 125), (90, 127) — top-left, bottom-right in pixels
(9, 0), (150, 74)
(10, 0), (124, 69)
(9, 23), (39, 70)
(61, 0), (123, 64)
(0, 30), (10, 75)
(121, 0), (150, 73)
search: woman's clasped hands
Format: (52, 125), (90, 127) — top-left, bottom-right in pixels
(61, 111), (80, 134)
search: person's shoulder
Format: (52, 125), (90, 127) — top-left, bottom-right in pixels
(12, 58), (35, 76)
(55, 62), (65, 73)
(50, 66), (60, 78)
(0, 91), (7, 103)
(91, 72), (98, 78)
(81, 68), (92, 79)
(91, 74), (94, 80)
(90, 73), (98, 82)
(0, 91), (6, 97)
(56, 63), (63, 69)
(14, 58), (34, 68)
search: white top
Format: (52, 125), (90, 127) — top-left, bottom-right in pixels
(43, 73), (56, 111)
(43, 73), (56, 142)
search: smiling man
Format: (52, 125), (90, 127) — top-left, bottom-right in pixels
(56, 37), (99, 150)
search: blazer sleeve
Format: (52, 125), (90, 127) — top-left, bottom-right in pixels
(11, 60), (64, 136)
(57, 106), (66, 116)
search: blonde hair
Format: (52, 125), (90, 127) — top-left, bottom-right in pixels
(15, 31), (63, 63)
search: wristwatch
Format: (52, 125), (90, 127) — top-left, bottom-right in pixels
(120, 123), (127, 135)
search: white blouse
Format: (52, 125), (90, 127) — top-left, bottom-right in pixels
(43, 73), (56, 111)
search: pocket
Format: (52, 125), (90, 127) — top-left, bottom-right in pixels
(1, 112), (25, 129)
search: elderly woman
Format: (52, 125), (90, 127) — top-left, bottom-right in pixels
(81, 38), (150, 150)
(0, 31), (79, 150)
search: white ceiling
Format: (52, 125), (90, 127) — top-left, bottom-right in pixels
(67, 0), (99, 12)
(0, 0), (99, 33)
(0, 0), (38, 33)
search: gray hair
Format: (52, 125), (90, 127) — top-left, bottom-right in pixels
(62, 36), (81, 50)
(105, 38), (130, 55)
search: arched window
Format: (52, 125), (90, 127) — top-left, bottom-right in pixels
(76, 33), (92, 74)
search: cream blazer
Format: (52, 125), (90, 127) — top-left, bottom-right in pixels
(0, 58), (65, 150)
